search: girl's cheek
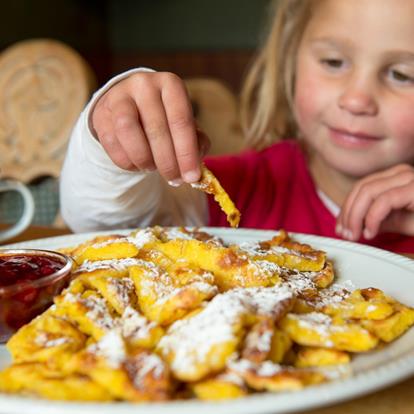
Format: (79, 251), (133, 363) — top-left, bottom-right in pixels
(381, 104), (414, 163)
(386, 106), (414, 146)
(294, 76), (323, 126)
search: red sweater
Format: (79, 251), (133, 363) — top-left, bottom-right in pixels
(205, 140), (414, 254)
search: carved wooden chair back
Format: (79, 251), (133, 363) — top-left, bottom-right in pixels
(184, 78), (245, 156)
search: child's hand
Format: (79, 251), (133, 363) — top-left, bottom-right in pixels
(91, 71), (209, 184)
(336, 164), (414, 241)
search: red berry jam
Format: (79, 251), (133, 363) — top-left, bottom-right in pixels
(0, 255), (64, 287)
(0, 250), (72, 342)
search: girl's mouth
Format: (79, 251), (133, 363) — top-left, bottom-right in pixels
(328, 127), (382, 148)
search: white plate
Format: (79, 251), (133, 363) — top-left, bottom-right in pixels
(1, 227), (414, 414)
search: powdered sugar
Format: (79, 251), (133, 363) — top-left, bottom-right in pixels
(126, 228), (158, 248)
(137, 263), (218, 307)
(227, 285), (294, 318)
(158, 291), (249, 375)
(107, 277), (135, 310)
(228, 358), (282, 377)
(34, 333), (69, 348)
(121, 306), (158, 341)
(129, 352), (165, 388)
(217, 370), (245, 386)
(76, 258), (145, 273)
(88, 329), (126, 368)
(89, 228), (157, 250)
(311, 281), (354, 310)
(63, 291), (116, 331)
(158, 285), (294, 376)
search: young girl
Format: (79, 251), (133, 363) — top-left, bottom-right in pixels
(60, 0), (414, 253)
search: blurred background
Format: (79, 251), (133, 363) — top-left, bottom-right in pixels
(1, 0), (271, 93)
(0, 0), (271, 235)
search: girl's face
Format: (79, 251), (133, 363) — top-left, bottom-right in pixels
(294, 0), (414, 180)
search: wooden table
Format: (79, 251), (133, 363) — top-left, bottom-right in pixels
(1, 225), (413, 413)
(0, 224), (71, 245)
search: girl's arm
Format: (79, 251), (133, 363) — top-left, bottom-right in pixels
(60, 69), (208, 233)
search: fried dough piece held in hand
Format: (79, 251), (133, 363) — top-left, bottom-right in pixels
(191, 164), (241, 228)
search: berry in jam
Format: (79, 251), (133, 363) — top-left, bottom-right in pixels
(0, 255), (64, 287)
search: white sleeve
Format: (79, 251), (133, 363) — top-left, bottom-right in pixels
(59, 68), (208, 233)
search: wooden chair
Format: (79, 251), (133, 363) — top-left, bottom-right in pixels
(0, 39), (96, 227)
(185, 78), (245, 156)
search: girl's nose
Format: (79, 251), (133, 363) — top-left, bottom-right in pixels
(338, 82), (378, 116)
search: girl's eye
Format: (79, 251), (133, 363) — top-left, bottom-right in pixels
(320, 58), (345, 69)
(389, 69), (414, 85)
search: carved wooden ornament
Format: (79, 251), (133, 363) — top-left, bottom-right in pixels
(0, 39), (96, 182)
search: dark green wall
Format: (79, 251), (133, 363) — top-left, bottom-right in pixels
(0, 0), (272, 87)
(0, 0), (271, 52)
(0, 0), (107, 51)
(108, 0), (271, 51)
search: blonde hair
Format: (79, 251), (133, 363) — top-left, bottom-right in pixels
(240, 0), (314, 149)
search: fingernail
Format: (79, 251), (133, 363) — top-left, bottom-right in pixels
(168, 178), (183, 187)
(141, 168), (155, 174)
(183, 170), (200, 183)
(363, 228), (372, 239)
(335, 224), (342, 235)
(344, 229), (354, 240)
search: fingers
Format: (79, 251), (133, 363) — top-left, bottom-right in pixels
(363, 181), (414, 238)
(337, 167), (400, 234)
(161, 74), (201, 183)
(135, 79), (181, 183)
(92, 96), (136, 171)
(91, 72), (205, 184)
(110, 96), (155, 171)
(337, 165), (414, 240)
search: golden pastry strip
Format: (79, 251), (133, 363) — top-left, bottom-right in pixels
(191, 164), (241, 228)
(147, 238), (281, 290)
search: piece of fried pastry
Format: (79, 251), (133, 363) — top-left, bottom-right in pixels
(67, 331), (172, 401)
(72, 228), (159, 264)
(241, 316), (294, 365)
(0, 363), (111, 401)
(191, 164), (240, 227)
(280, 312), (378, 352)
(6, 312), (86, 369)
(294, 346), (350, 368)
(323, 288), (395, 320)
(54, 289), (118, 340)
(191, 370), (247, 400)
(361, 302), (414, 342)
(239, 231), (327, 272)
(157, 286), (294, 381)
(149, 238), (280, 290)
(228, 358), (326, 391)
(130, 259), (218, 325)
